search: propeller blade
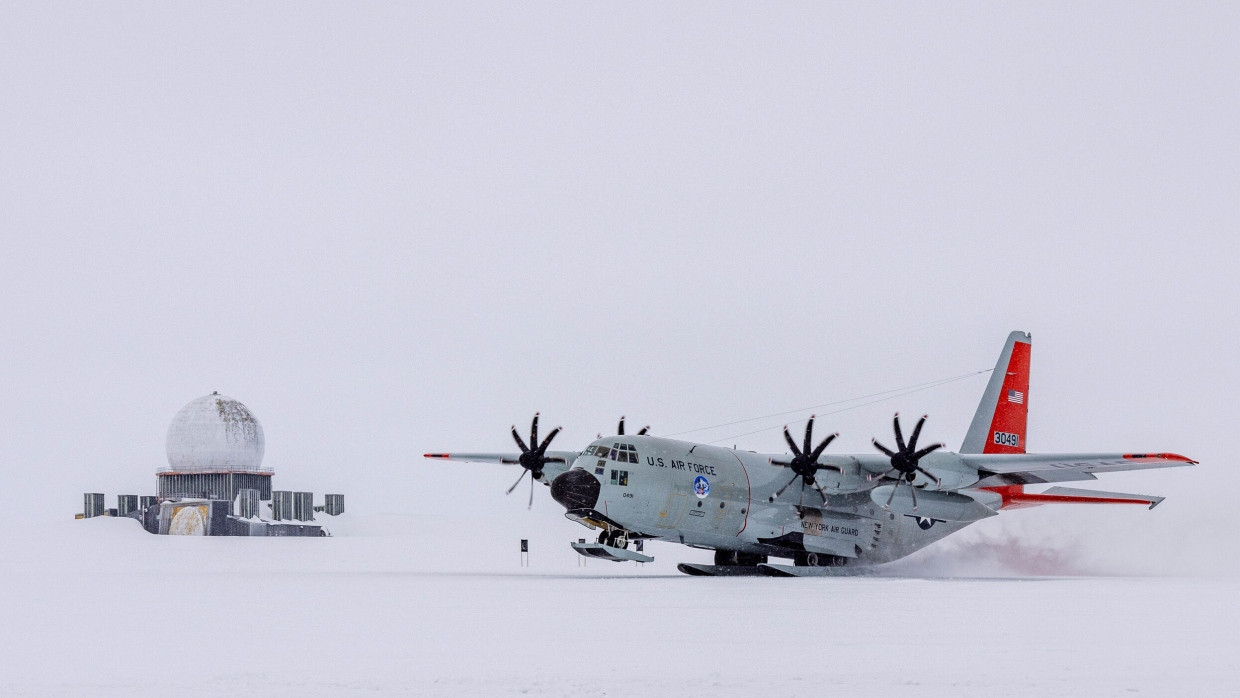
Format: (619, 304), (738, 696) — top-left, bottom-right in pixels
(914, 443), (944, 459)
(909, 481), (919, 512)
(870, 468), (897, 482)
(618, 417), (625, 436)
(530, 413), (540, 450)
(506, 468), (527, 495)
(774, 472), (799, 498)
(872, 439), (895, 457)
(893, 414), (906, 452)
(637, 426), (649, 436)
(812, 478), (829, 504)
(528, 474), (535, 509)
(798, 479), (806, 508)
(916, 466), (942, 488)
(803, 415), (815, 456)
(885, 480), (900, 508)
(511, 426), (530, 453)
(536, 426), (562, 454)
(783, 426), (802, 457)
(810, 433), (838, 461)
(908, 415), (927, 451)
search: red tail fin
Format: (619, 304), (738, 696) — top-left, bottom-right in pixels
(960, 331), (1031, 454)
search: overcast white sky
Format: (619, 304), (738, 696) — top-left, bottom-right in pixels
(1, 3), (1236, 566)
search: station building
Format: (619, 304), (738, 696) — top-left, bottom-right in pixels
(80, 392), (343, 536)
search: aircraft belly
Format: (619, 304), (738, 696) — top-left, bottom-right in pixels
(859, 516), (974, 564)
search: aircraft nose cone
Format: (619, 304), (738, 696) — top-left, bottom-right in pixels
(550, 468), (600, 511)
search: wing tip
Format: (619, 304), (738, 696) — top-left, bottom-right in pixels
(1123, 452), (1197, 464)
(424, 453), (450, 459)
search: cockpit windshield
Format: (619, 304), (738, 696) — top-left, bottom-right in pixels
(583, 442), (638, 463)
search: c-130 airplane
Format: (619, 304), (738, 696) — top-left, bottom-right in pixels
(426, 332), (1195, 576)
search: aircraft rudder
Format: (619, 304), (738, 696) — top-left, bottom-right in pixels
(960, 331), (1031, 454)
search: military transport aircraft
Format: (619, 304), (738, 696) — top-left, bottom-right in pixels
(425, 332), (1196, 576)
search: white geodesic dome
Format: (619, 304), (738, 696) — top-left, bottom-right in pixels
(164, 392), (266, 472)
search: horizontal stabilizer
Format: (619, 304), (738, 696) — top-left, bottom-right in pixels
(982, 485), (1165, 510)
(967, 452), (1195, 487)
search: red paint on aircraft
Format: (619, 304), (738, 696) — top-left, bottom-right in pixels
(982, 485), (1153, 510)
(983, 339), (1030, 454)
(1123, 453), (1198, 463)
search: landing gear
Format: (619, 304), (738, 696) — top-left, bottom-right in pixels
(714, 550), (768, 567)
(598, 529), (630, 549)
(794, 551), (846, 567)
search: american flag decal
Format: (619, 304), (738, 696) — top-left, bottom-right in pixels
(1008, 389), (1024, 404)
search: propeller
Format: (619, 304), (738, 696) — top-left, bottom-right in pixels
(617, 416), (649, 436)
(769, 415), (841, 505)
(506, 413), (562, 509)
(871, 413), (944, 511)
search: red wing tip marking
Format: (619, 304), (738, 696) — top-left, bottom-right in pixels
(1123, 453), (1197, 464)
(424, 453), (451, 459)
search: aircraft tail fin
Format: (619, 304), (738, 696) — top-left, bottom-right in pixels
(960, 331), (1031, 454)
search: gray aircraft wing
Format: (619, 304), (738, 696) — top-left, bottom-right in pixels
(961, 452), (1196, 486)
(423, 451), (580, 465)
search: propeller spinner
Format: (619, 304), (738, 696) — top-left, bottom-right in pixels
(506, 413), (562, 509)
(769, 415), (841, 505)
(871, 413), (944, 511)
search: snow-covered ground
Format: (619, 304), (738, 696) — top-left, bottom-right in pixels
(1, 515), (1234, 697)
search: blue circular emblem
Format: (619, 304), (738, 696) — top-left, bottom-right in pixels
(693, 476), (710, 499)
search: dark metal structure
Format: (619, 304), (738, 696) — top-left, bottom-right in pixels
(324, 493), (345, 516)
(156, 469), (273, 502)
(293, 492), (314, 522)
(117, 495), (139, 517)
(271, 490), (294, 521)
(237, 488), (260, 518)
(83, 493), (105, 518)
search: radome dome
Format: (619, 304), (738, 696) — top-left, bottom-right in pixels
(165, 392), (266, 472)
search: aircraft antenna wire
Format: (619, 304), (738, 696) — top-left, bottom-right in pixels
(658, 368), (992, 444)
